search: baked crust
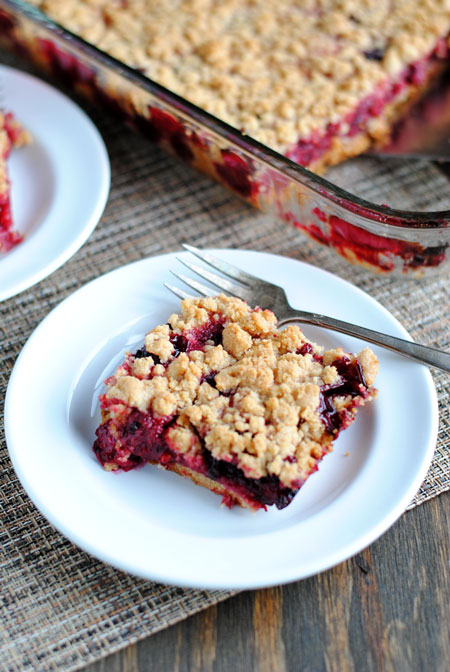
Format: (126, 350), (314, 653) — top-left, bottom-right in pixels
(158, 461), (261, 512)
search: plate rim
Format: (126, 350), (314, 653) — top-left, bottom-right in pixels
(0, 64), (110, 301)
(4, 250), (439, 589)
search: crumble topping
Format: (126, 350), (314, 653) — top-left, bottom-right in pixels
(168, 293), (277, 333)
(101, 294), (378, 488)
(28, 0), (450, 154)
(144, 324), (174, 362)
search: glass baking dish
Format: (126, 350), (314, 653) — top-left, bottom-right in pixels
(1, 0), (449, 277)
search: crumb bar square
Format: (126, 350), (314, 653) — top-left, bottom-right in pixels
(94, 295), (378, 511)
(0, 111), (31, 252)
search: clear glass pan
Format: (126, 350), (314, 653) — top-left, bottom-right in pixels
(1, 0), (449, 276)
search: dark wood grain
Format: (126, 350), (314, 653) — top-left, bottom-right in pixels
(84, 492), (449, 672)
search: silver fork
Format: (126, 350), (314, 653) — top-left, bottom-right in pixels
(165, 244), (450, 374)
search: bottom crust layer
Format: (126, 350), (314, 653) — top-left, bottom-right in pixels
(154, 461), (264, 512)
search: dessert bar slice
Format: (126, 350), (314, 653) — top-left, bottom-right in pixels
(94, 295), (378, 511)
(0, 111), (31, 253)
(27, 1), (450, 172)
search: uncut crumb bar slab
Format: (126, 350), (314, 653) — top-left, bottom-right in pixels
(28, 0), (450, 171)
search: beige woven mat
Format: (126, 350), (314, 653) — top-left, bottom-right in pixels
(1, 51), (449, 672)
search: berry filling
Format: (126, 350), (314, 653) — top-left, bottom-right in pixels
(175, 320), (225, 351)
(203, 452), (297, 510)
(318, 358), (369, 434)
(132, 320), (224, 364)
(94, 404), (299, 509)
(94, 408), (173, 470)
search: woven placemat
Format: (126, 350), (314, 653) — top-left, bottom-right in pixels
(0, 50), (449, 672)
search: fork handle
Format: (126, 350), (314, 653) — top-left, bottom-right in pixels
(279, 311), (450, 374)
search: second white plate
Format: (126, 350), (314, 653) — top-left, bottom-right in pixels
(5, 250), (438, 589)
(0, 65), (110, 301)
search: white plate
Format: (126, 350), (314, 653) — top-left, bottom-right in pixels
(5, 250), (438, 589)
(0, 65), (110, 301)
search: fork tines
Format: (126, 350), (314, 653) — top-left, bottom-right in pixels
(166, 245), (254, 302)
(182, 244), (253, 285)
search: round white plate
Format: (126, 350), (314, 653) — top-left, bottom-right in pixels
(5, 250), (438, 589)
(0, 65), (110, 301)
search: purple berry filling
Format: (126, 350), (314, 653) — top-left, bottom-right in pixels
(133, 322), (224, 364)
(94, 406), (297, 509)
(318, 358), (369, 434)
(203, 451), (297, 510)
(201, 371), (218, 388)
(363, 48), (385, 61)
(93, 409), (173, 469)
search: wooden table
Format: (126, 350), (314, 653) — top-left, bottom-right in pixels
(84, 491), (449, 672)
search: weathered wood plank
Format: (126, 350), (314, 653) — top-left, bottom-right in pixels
(84, 493), (449, 672)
